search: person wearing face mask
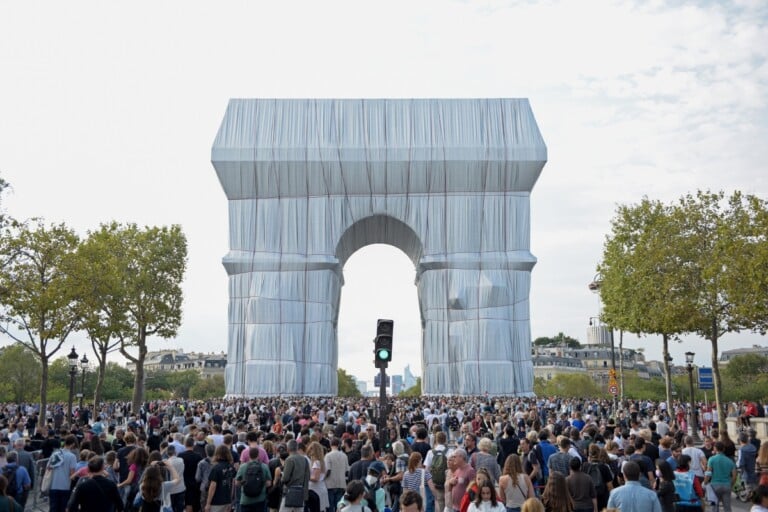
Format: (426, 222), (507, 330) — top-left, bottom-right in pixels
(654, 459), (676, 512)
(363, 462), (386, 512)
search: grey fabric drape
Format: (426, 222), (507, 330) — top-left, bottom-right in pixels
(212, 98), (546, 396)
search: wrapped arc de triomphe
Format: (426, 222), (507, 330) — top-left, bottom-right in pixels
(211, 99), (547, 396)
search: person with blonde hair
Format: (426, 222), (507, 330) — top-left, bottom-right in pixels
(498, 454), (535, 512)
(520, 498), (544, 512)
(307, 442), (329, 512)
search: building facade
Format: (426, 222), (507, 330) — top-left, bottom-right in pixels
(127, 349), (227, 379)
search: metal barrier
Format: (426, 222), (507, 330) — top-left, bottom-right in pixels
(30, 457), (49, 511)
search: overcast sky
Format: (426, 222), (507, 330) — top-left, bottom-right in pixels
(1, 1), (766, 386)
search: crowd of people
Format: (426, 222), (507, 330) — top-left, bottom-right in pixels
(0, 395), (766, 512)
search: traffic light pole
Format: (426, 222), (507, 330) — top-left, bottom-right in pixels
(374, 319), (393, 452)
(379, 366), (388, 451)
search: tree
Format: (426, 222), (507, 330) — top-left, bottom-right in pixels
(337, 368), (361, 397)
(0, 221), (80, 425)
(400, 377), (421, 397)
(672, 191), (768, 427)
(72, 223), (128, 409)
(533, 332), (582, 349)
(99, 362), (135, 401)
(723, 354), (768, 391)
(598, 198), (699, 413)
(537, 374), (602, 398)
(0, 343), (41, 403)
(599, 191), (768, 427)
(166, 370), (201, 399)
(190, 375), (225, 399)
(110, 224), (187, 414)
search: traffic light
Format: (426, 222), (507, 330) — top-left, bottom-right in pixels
(374, 319), (393, 368)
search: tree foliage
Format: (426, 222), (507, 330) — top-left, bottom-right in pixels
(0, 343), (41, 403)
(109, 224), (187, 414)
(72, 223), (127, 408)
(0, 221), (80, 424)
(599, 190), (768, 427)
(723, 354), (768, 390)
(533, 332), (582, 349)
(536, 374), (602, 398)
(400, 377), (421, 397)
(190, 375), (225, 400)
(337, 368), (362, 397)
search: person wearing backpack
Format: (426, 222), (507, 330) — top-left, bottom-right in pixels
(425, 432), (448, 512)
(0, 472), (23, 512)
(48, 435), (78, 512)
(363, 462), (387, 512)
(2, 452), (30, 508)
(566, 457), (596, 512)
(237, 447), (272, 512)
(583, 444), (613, 511)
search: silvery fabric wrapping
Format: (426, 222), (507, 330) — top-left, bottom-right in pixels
(211, 99), (547, 396)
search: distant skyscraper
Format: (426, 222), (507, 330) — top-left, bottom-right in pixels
(392, 375), (403, 395)
(404, 365), (417, 390)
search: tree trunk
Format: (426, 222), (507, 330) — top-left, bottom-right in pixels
(711, 317), (725, 429)
(619, 330), (625, 403)
(93, 344), (108, 409)
(131, 329), (147, 415)
(39, 356), (48, 434)
(663, 334), (672, 420)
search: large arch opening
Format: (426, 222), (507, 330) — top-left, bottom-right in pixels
(337, 244), (421, 393)
(335, 215), (424, 393)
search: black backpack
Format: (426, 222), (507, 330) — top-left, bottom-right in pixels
(243, 462), (266, 498)
(583, 462), (606, 496)
(363, 480), (379, 512)
(2, 466), (16, 498)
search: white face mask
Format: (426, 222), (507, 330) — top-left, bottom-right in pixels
(365, 475), (378, 486)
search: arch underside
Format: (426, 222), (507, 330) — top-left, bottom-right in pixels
(212, 99), (547, 396)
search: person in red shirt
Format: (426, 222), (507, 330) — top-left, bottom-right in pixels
(742, 401), (758, 428)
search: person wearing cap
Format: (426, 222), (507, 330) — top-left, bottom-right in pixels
(364, 461), (386, 512)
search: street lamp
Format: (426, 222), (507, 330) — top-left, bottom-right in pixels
(79, 353), (89, 419)
(685, 351), (701, 442)
(67, 346), (78, 427)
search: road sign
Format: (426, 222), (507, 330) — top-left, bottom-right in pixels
(698, 367), (714, 390)
(374, 374), (390, 387)
(608, 385), (618, 395)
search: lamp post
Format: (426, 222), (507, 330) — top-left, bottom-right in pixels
(685, 351), (701, 443)
(79, 353), (89, 417)
(67, 346), (78, 428)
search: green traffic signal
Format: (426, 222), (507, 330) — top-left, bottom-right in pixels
(377, 348), (390, 360)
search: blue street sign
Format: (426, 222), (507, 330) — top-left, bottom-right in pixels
(374, 374), (391, 387)
(698, 367), (714, 390)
